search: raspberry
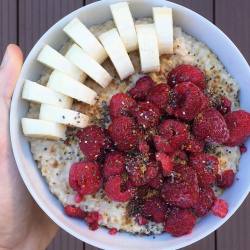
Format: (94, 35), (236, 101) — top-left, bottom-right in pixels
(156, 152), (173, 175)
(129, 76), (155, 100)
(167, 64), (206, 90)
(193, 108), (229, 144)
(131, 101), (161, 129)
(170, 150), (188, 166)
(211, 198), (228, 218)
(108, 116), (140, 152)
(165, 208), (196, 237)
(77, 125), (109, 161)
(138, 140), (150, 154)
(217, 96), (232, 114)
(193, 186), (216, 217)
(103, 152), (125, 178)
(148, 172), (164, 190)
(240, 144), (247, 154)
(216, 169), (235, 189)
(64, 205), (86, 218)
(141, 197), (167, 223)
(183, 136), (204, 154)
(190, 153), (219, 187)
(161, 166), (199, 208)
(171, 82), (209, 121)
(104, 175), (135, 202)
(108, 228), (118, 235)
(154, 120), (189, 153)
(147, 83), (170, 110)
(69, 162), (102, 196)
(109, 93), (136, 119)
(85, 211), (101, 231)
(224, 110), (250, 146)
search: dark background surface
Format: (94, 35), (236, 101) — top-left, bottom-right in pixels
(1, 0), (249, 249)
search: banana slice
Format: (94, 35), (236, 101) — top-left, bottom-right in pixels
(63, 18), (107, 63)
(110, 2), (138, 52)
(22, 80), (73, 109)
(65, 44), (112, 88)
(37, 45), (85, 81)
(136, 24), (160, 73)
(47, 70), (97, 105)
(22, 118), (66, 140)
(39, 104), (89, 128)
(99, 28), (135, 80)
(153, 7), (173, 54)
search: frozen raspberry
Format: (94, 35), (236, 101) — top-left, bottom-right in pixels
(136, 215), (148, 225)
(108, 228), (118, 235)
(109, 93), (136, 120)
(154, 120), (189, 153)
(103, 152), (125, 178)
(126, 154), (159, 187)
(69, 162), (102, 195)
(141, 197), (167, 223)
(193, 186), (216, 217)
(167, 64), (206, 90)
(240, 144), (247, 154)
(147, 83), (170, 110)
(139, 140), (150, 154)
(217, 96), (232, 114)
(224, 110), (250, 146)
(171, 82), (209, 121)
(129, 76), (155, 100)
(190, 153), (219, 187)
(161, 166), (199, 208)
(156, 152), (173, 175)
(211, 198), (228, 218)
(77, 125), (109, 161)
(165, 208), (196, 237)
(170, 150), (188, 166)
(85, 211), (101, 231)
(193, 108), (229, 144)
(217, 169), (235, 189)
(183, 136), (205, 153)
(104, 175), (135, 202)
(131, 101), (161, 129)
(64, 205), (86, 218)
(108, 116), (140, 152)
(148, 172), (164, 190)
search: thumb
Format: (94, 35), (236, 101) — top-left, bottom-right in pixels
(0, 44), (23, 104)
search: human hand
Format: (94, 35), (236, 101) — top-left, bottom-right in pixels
(0, 45), (58, 250)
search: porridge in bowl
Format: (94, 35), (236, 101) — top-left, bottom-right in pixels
(21, 2), (250, 237)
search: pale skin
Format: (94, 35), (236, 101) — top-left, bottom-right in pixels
(0, 45), (58, 250)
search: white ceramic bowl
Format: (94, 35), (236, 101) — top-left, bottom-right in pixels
(10, 0), (250, 249)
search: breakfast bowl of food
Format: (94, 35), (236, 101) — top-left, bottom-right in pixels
(10, 0), (250, 249)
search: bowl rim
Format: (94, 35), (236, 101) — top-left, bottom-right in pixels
(9, 0), (250, 249)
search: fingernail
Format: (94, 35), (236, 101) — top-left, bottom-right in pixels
(1, 46), (10, 68)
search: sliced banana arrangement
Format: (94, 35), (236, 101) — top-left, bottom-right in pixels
(21, 3), (174, 140)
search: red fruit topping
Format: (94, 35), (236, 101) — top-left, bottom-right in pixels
(139, 140), (150, 154)
(224, 110), (250, 146)
(136, 215), (148, 225)
(108, 228), (118, 235)
(183, 136), (205, 153)
(148, 172), (164, 190)
(85, 211), (101, 231)
(161, 166), (199, 208)
(193, 186), (216, 217)
(109, 93), (136, 119)
(129, 76), (155, 100)
(154, 120), (189, 153)
(74, 193), (83, 203)
(104, 175), (135, 202)
(217, 169), (235, 189)
(108, 116), (140, 151)
(141, 197), (167, 223)
(217, 96), (232, 114)
(240, 144), (247, 154)
(147, 83), (170, 110)
(69, 162), (102, 195)
(167, 64), (206, 90)
(171, 82), (209, 121)
(131, 101), (161, 129)
(165, 208), (196, 237)
(170, 150), (188, 166)
(103, 152), (125, 178)
(190, 153), (219, 187)
(193, 108), (229, 144)
(64, 205), (86, 218)
(211, 198), (228, 218)
(156, 152), (173, 175)
(77, 125), (108, 161)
